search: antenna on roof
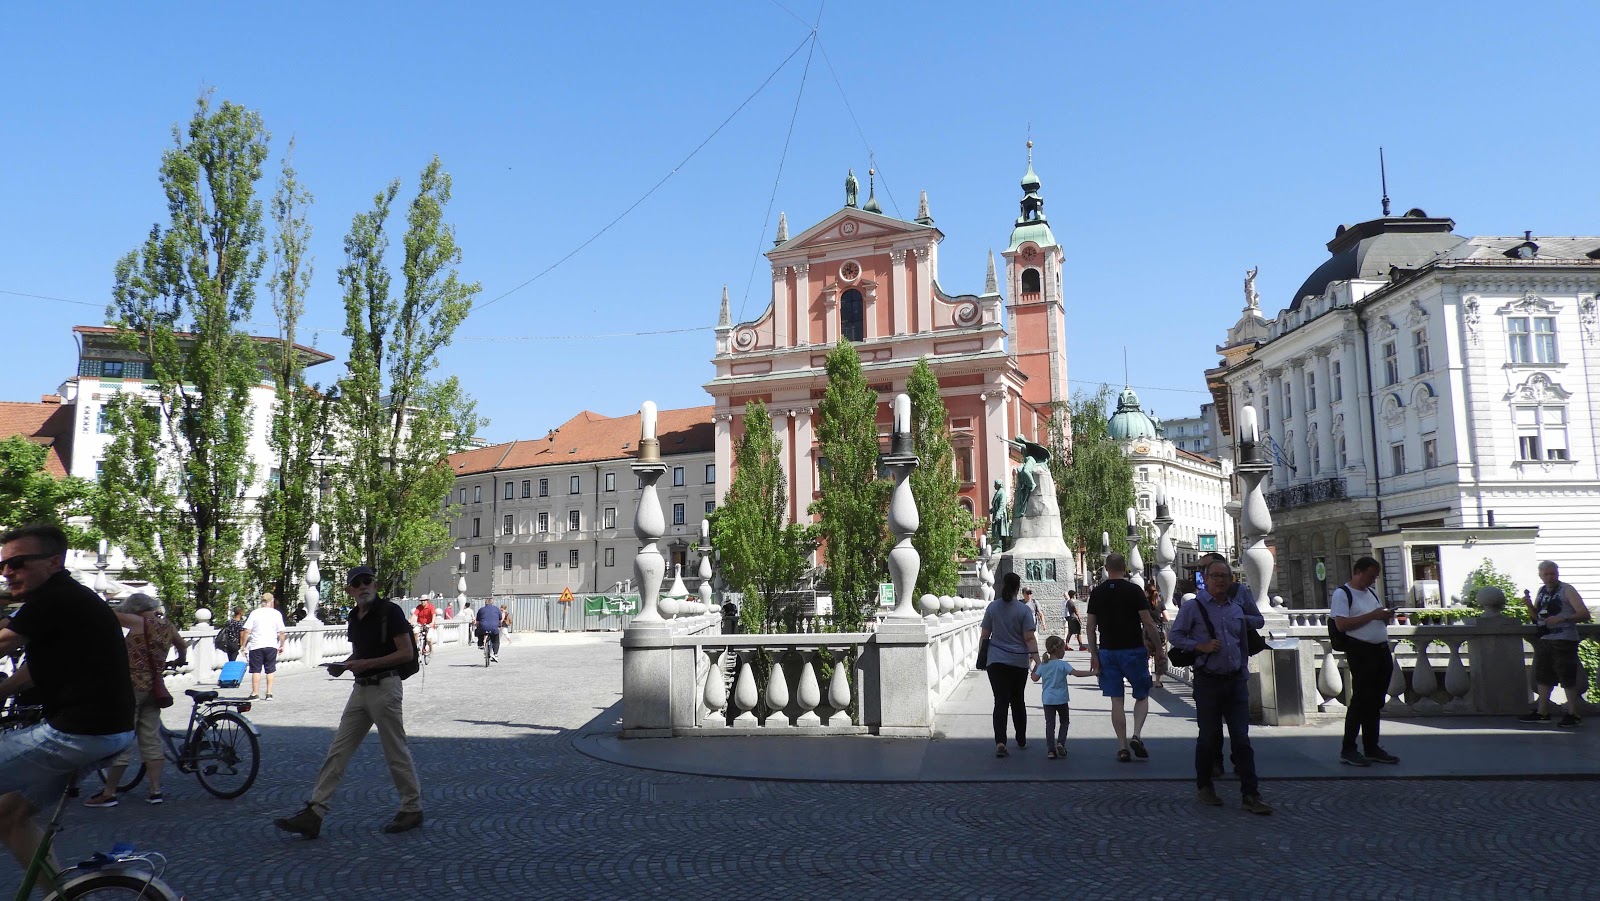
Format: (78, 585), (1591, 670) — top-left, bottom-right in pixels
(1379, 147), (1391, 217)
(1123, 346), (1129, 387)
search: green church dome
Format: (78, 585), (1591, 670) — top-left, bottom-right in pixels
(1107, 387), (1159, 441)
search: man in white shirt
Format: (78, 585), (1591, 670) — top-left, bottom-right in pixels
(1330, 557), (1398, 767)
(241, 592), (288, 701)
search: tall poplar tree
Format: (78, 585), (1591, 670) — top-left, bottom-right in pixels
(0, 437), (98, 548)
(906, 358), (978, 597)
(249, 140), (331, 617)
(1048, 387), (1142, 574)
(102, 93), (270, 623)
(709, 400), (812, 632)
(329, 157), (484, 595)
(812, 340), (890, 632)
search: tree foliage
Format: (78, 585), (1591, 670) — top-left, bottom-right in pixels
(0, 437), (98, 549)
(1048, 386), (1141, 577)
(709, 400), (813, 632)
(906, 358), (977, 597)
(328, 157), (484, 596)
(811, 340), (890, 632)
(101, 93), (271, 623)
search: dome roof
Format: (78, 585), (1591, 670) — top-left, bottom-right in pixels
(1288, 210), (1464, 311)
(1108, 387), (1159, 441)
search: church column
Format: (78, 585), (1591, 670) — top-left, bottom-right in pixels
(774, 409), (795, 521)
(889, 249), (908, 336)
(1289, 358), (1309, 483)
(863, 283), (878, 342)
(792, 407), (815, 520)
(822, 286), (838, 345)
(771, 265), (787, 347)
(1264, 368), (1286, 486)
(713, 412), (733, 503)
(914, 247), (933, 334)
(1341, 337), (1372, 490)
(1313, 349), (1335, 478)
(981, 388), (1010, 502)
(793, 264), (811, 347)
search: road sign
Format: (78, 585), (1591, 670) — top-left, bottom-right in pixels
(1315, 559), (1327, 582)
(878, 582), (894, 608)
(558, 587), (574, 603)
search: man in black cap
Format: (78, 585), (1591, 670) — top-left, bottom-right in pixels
(274, 565), (423, 838)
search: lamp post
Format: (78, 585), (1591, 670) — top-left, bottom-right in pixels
(1125, 507), (1144, 588)
(881, 394), (921, 621)
(304, 522), (323, 624)
(455, 547), (467, 616)
(1236, 406), (1275, 597)
(631, 402), (668, 623)
(1153, 485), (1177, 611)
(94, 538), (109, 601)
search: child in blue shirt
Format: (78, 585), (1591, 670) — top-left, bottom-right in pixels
(1030, 635), (1093, 758)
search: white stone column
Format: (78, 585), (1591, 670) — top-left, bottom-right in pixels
(914, 247), (932, 334)
(793, 264), (810, 347)
(1289, 359), (1309, 483)
(822, 287), (838, 345)
(792, 408), (815, 518)
(771, 265), (788, 348)
(713, 412), (732, 503)
(863, 283), (878, 342)
(981, 388), (1009, 493)
(889, 249), (908, 335)
(1264, 369), (1286, 486)
(1341, 338), (1372, 487)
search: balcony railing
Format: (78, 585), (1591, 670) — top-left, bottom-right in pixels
(1265, 476), (1346, 511)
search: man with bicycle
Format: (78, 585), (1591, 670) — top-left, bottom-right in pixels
(476, 598), (504, 662)
(0, 524), (135, 864)
(413, 595), (436, 659)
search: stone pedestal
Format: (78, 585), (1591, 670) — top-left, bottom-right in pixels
(863, 620), (933, 736)
(996, 466), (1074, 603)
(1469, 616), (1532, 715)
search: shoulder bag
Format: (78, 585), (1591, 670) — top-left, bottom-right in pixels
(1167, 600), (1214, 668)
(975, 636), (990, 671)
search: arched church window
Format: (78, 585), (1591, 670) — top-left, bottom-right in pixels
(1021, 268), (1042, 295)
(841, 289), (864, 341)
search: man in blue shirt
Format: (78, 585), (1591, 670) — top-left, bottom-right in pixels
(1169, 557), (1270, 814)
(476, 601), (504, 662)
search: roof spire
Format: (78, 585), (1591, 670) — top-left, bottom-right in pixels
(774, 211), (788, 245)
(1379, 146), (1391, 217)
(915, 189), (933, 226)
(984, 250), (998, 293)
(863, 167), (882, 214)
(1021, 139), (1040, 190)
(717, 285), (731, 329)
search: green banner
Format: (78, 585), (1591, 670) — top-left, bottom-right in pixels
(584, 595), (639, 616)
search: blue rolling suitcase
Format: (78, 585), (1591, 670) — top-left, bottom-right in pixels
(218, 660), (247, 688)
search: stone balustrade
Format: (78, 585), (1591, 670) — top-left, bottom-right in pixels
(162, 616), (473, 688)
(922, 595), (986, 708)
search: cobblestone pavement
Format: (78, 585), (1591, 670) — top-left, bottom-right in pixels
(7, 631), (1594, 900)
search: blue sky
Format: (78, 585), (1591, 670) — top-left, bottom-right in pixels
(4, 2), (1598, 442)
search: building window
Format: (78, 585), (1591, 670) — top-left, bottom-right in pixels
(1423, 436), (1438, 469)
(673, 466), (685, 487)
(472, 485), (481, 503)
(95, 409), (111, 433)
(539, 478), (549, 497)
(568, 510), (581, 531)
(1413, 330), (1430, 374)
(569, 549), (579, 568)
(503, 553), (512, 571)
(1382, 342), (1399, 386)
(569, 475), (581, 494)
(705, 464), (715, 484)
(840, 288), (864, 341)
(538, 512), (549, 533)
(1534, 317), (1558, 363)
(705, 500), (715, 515)
(472, 517), (481, 538)
(504, 481), (514, 500)
(1137, 467), (1149, 482)
(1508, 317), (1559, 364)
(605, 472), (616, 492)
(1021, 268), (1041, 294)
(101, 360), (127, 379)
(956, 447), (973, 483)
(672, 503), (685, 526)
(604, 548), (615, 568)
(472, 555), (480, 572)
(1390, 443), (1406, 476)
(503, 514), (514, 536)
(1331, 361), (1343, 402)
(1138, 494), (1150, 511)
(1516, 404), (1569, 461)
(637, 474), (646, 490)
(538, 551), (548, 569)
(1282, 382), (1292, 417)
(1309, 441), (1321, 475)
(521, 479), (531, 498)
(268, 467), (281, 491)
(1337, 434), (1347, 470)
(459, 488), (466, 504)
(1306, 372), (1317, 410)
(603, 507), (616, 529)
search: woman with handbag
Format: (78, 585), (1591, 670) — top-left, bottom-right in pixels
(84, 592), (186, 808)
(980, 572), (1040, 758)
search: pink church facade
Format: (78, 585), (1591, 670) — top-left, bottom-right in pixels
(705, 157), (1071, 538)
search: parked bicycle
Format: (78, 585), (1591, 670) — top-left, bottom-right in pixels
(98, 687), (259, 800)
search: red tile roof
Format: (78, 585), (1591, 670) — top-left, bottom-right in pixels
(0, 399), (74, 477)
(449, 406), (714, 476)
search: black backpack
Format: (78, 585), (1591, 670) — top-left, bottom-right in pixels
(214, 620), (244, 653)
(1327, 587), (1354, 652)
(378, 601), (422, 680)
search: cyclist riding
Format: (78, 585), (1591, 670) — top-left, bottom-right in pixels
(0, 524), (135, 866)
(476, 601), (503, 663)
(413, 596), (436, 659)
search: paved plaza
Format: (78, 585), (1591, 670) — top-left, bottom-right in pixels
(6, 631), (1596, 899)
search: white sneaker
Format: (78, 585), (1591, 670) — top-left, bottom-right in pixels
(490, 654), (499, 662)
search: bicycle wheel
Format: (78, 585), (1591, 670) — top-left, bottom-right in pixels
(49, 870), (182, 900)
(190, 712), (260, 799)
(484, 638), (492, 667)
(95, 763), (146, 794)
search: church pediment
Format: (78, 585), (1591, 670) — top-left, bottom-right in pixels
(772, 208), (937, 256)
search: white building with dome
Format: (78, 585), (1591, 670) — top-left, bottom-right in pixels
(1207, 209), (1600, 607)
(1108, 386), (1235, 580)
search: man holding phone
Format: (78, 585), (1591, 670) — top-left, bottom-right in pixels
(1330, 556), (1399, 767)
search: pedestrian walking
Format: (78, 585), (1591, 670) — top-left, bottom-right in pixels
(1029, 635), (1093, 759)
(1330, 556), (1400, 767)
(1519, 561), (1592, 727)
(241, 592), (286, 701)
(1086, 553), (1165, 763)
(84, 593), (186, 808)
(273, 565), (423, 839)
(1146, 582), (1169, 688)
(981, 572), (1039, 757)
(1064, 590), (1085, 650)
(1022, 588), (1046, 636)
(1169, 559), (1272, 814)
(213, 608), (245, 662)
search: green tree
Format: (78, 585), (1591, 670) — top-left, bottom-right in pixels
(906, 357), (977, 597)
(709, 400), (813, 632)
(1049, 386), (1140, 574)
(811, 340), (890, 632)
(329, 157), (484, 596)
(92, 395), (188, 615)
(0, 436), (98, 548)
(249, 141), (332, 619)
(102, 93), (271, 623)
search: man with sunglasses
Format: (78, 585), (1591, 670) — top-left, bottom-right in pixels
(0, 524), (135, 863)
(274, 565), (423, 839)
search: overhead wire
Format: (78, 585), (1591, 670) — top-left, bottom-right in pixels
(815, 38), (901, 219)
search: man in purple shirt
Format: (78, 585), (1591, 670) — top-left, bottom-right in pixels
(1169, 558), (1271, 814)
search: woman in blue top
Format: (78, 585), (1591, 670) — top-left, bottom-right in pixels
(981, 573), (1039, 758)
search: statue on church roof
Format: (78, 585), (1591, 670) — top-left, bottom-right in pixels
(1244, 266), (1260, 311)
(845, 169), (859, 209)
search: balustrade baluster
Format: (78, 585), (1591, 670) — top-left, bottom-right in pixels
(825, 646), (852, 726)
(703, 648), (729, 726)
(1383, 646), (1409, 715)
(794, 651), (822, 727)
(763, 651), (792, 728)
(1410, 640), (1442, 712)
(732, 654), (760, 728)
(1317, 643), (1345, 711)
(1443, 638), (1472, 712)
(937, 636), (954, 698)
